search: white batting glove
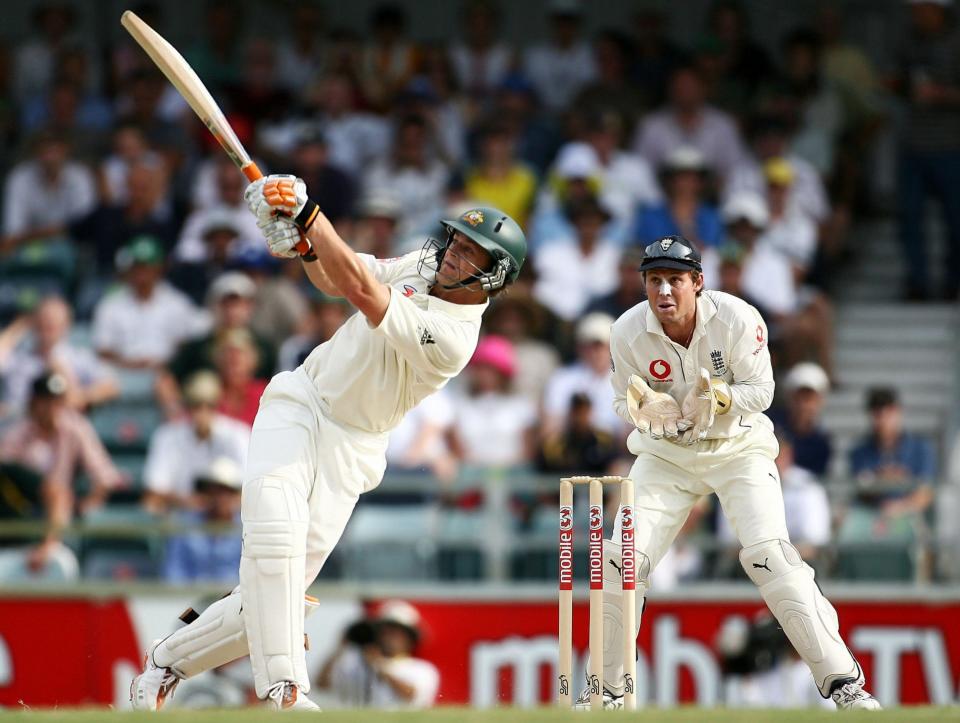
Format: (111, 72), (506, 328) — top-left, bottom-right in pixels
(678, 368), (732, 445)
(626, 374), (687, 440)
(256, 215), (301, 259)
(244, 174), (309, 223)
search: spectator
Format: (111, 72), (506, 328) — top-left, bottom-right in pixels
(533, 195), (621, 321)
(537, 392), (617, 474)
(448, 336), (537, 468)
(358, 4), (419, 111)
(98, 122), (165, 205)
(630, 8), (685, 108)
(844, 388), (936, 543)
(184, 0), (244, 92)
(407, 47), (468, 167)
(0, 296), (118, 416)
(542, 312), (621, 438)
(213, 329), (267, 427)
(92, 236), (210, 370)
(163, 456), (243, 584)
(114, 69), (192, 171)
(528, 143), (606, 250)
(465, 121), (537, 229)
(275, 2), (327, 93)
(277, 296), (351, 372)
(449, 0), (514, 98)
(635, 146), (723, 250)
(21, 67), (113, 156)
(363, 114), (450, 241)
(0, 372), (121, 570)
(351, 194), (403, 258)
(575, 31), (645, 129)
(386, 388), (458, 483)
(706, 1), (773, 98)
(2, 130), (96, 251)
(768, 362), (833, 477)
(491, 73), (562, 175)
(290, 128), (356, 226)
(142, 371), (250, 514)
(762, 158), (819, 280)
(14, 3), (92, 103)
(632, 63), (746, 183)
(586, 246), (648, 319)
(892, 0), (960, 300)
(169, 211), (250, 302)
(485, 295), (560, 406)
(223, 38), (293, 129)
(239, 254), (310, 352)
(317, 600), (440, 708)
(523, 0), (597, 111)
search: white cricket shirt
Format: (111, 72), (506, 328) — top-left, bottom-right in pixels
(610, 290), (774, 441)
(302, 251), (486, 433)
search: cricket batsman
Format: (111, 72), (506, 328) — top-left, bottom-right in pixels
(130, 176), (526, 711)
(581, 235), (880, 710)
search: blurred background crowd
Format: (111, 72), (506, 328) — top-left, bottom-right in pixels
(0, 0), (958, 590)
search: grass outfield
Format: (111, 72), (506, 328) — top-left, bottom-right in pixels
(3, 708), (959, 722)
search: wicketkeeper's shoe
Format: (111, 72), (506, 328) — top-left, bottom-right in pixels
(267, 681), (321, 711)
(830, 674), (882, 711)
(572, 686), (624, 710)
(130, 639), (181, 711)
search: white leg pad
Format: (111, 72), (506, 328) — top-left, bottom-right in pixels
(153, 590), (321, 679)
(598, 539), (650, 696)
(740, 539), (859, 696)
(240, 477), (310, 698)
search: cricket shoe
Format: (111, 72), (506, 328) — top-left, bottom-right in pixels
(573, 687), (624, 710)
(830, 673), (882, 711)
(267, 681), (321, 711)
(130, 639), (181, 711)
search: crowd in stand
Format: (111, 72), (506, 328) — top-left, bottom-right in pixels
(0, 0), (955, 586)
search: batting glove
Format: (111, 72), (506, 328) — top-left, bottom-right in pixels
(257, 215), (303, 259)
(678, 368), (732, 445)
(244, 174), (320, 231)
(626, 374), (687, 440)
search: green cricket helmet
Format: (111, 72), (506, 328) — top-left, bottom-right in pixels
(418, 206), (527, 292)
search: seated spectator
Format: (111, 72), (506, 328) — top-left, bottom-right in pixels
(386, 388), (457, 484)
(0, 296), (118, 416)
(240, 253), (310, 351)
(465, 121), (537, 229)
(635, 146), (723, 251)
(317, 600), (440, 708)
(289, 127), (357, 226)
(632, 63), (746, 184)
(490, 73), (562, 176)
(533, 195), (622, 321)
(214, 329), (268, 427)
(537, 393), (617, 474)
(363, 113), (450, 242)
(586, 246), (648, 319)
(1, 130), (96, 252)
(449, 0), (514, 98)
(485, 295), (560, 406)
(162, 456), (243, 584)
(142, 371), (249, 513)
(0, 372), (121, 570)
(448, 336), (537, 469)
(843, 388), (936, 543)
(168, 211), (250, 302)
(99, 122), (164, 205)
(719, 435), (830, 562)
(358, 4), (419, 112)
(277, 296), (351, 373)
(351, 194), (403, 258)
(522, 0), (597, 112)
(574, 32), (646, 131)
(761, 158), (819, 280)
(92, 236), (210, 370)
(542, 312), (622, 438)
(768, 362), (833, 477)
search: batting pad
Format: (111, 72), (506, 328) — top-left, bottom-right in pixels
(597, 539), (650, 696)
(240, 476), (310, 698)
(740, 539), (858, 696)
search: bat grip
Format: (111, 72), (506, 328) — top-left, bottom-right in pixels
(242, 162), (312, 256)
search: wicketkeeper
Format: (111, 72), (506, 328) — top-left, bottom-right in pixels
(583, 235), (880, 711)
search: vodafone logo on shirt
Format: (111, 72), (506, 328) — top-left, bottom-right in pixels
(649, 359), (672, 380)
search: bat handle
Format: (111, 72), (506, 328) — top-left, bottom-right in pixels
(242, 162), (313, 257)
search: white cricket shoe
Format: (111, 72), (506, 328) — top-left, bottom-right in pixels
(831, 678), (882, 710)
(130, 639), (181, 711)
(573, 686), (624, 710)
(267, 681), (321, 711)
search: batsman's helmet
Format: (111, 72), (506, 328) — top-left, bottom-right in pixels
(419, 206), (527, 291)
(639, 235), (702, 273)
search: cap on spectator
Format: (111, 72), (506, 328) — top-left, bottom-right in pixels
(183, 371), (222, 407)
(662, 145), (707, 173)
(200, 210), (243, 239)
(576, 312), (614, 345)
(784, 362), (830, 395)
(470, 335), (516, 378)
(195, 456), (243, 492)
(31, 371), (68, 400)
(764, 157), (794, 187)
(358, 193), (403, 220)
(208, 272), (257, 304)
(866, 387), (899, 411)
(554, 143), (601, 180)
(375, 600), (422, 643)
(722, 191), (770, 229)
(116, 235), (164, 271)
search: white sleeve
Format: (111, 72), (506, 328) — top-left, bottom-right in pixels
(357, 251), (420, 286)
(726, 304), (775, 414)
(91, 299), (119, 354)
(143, 426), (177, 494)
(609, 322), (638, 426)
(398, 660), (440, 708)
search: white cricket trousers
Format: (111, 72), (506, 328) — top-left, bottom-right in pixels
(153, 369), (388, 698)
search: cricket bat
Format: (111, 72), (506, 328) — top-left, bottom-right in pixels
(121, 10), (310, 255)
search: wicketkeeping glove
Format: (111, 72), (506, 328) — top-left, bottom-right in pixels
(678, 368), (732, 445)
(626, 374), (687, 440)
